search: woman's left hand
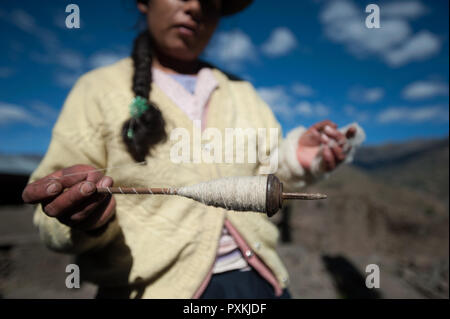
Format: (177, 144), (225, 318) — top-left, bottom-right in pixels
(297, 120), (356, 172)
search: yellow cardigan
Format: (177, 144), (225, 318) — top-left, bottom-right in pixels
(29, 58), (313, 298)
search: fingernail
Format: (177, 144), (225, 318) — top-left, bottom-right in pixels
(324, 126), (334, 134)
(80, 182), (95, 195)
(328, 139), (337, 148)
(46, 183), (61, 195)
(101, 177), (111, 187)
(321, 133), (330, 142)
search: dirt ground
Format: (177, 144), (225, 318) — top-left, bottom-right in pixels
(1, 198), (447, 298)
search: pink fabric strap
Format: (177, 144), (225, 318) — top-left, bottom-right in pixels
(193, 219), (283, 298)
(224, 219), (283, 296)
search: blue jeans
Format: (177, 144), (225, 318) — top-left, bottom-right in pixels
(200, 268), (291, 299)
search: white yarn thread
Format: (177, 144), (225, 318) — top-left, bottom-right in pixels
(177, 175), (268, 213)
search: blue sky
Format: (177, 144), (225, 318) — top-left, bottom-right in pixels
(0, 0), (448, 155)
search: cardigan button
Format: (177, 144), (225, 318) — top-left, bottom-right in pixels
(245, 250), (253, 258)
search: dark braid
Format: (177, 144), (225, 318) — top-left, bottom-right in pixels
(122, 30), (167, 162)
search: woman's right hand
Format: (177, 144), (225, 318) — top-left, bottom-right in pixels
(22, 164), (116, 231)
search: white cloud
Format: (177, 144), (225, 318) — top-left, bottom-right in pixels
(257, 86), (293, 118)
(10, 9), (59, 50)
(384, 31), (441, 67)
(31, 102), (59, 120)
(54, 71), (82, 88)
(344, 105), (369, 122)
(3, 9), (86, 73)
(295, 101), (330, 117)
(30, 48), (85, 71)
(403, 81), (449, 100)
(9, 9), (36, 32)
(376, 105), (449, 123)
(320, 2), (410, 55)
(206, 30), (256, 69)
(269, 104), (293, 119)
(261, 27), (298, 57)
(382, 1), (428, 19)
(257, 86), (330, 119)
(257, 85), (330, 120)
(295, 101), (313, 116)
(292, 83), (315, 97)
(320, 0), (359, 24)
(319, 0), (441, 67)
(257, 86), (291, 107)
(3, 9), (132, 87)
(349, 87), (384, 103)
(57, 50), (85, 70)
(89, 52), (127, 69)
(0, 102), (46, 126)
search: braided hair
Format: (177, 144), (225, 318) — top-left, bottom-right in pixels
(121, 30), (167, 162)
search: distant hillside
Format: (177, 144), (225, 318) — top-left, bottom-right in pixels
(353, 137), (449, 201)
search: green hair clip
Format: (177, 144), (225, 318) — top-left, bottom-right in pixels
(130, 96), (149, 118)
(127, 96), (149, 139)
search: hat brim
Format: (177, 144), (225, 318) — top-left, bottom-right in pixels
(221, 0), (253, 16)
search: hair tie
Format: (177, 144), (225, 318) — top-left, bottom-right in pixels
(127, 96), (149, 139)
(130, 96), (149, 118)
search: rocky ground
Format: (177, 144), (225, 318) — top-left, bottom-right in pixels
(0, 205), (96, 298)
(275, 165), (448, 299)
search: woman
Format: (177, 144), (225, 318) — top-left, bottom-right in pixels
(22, 0), (359, 298)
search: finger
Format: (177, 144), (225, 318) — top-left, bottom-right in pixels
(320, 133), (330, 144)
(322, 146), (336, 171)
(73, 196), (116, 231)
(324, 125), (346, 144)
(300, 128), (322, 146)
(22, 169), (66, 204)
(330, 144), (346, 163)
(65, 176), (114, 222)
(23, 181), (63, 204)
(346, 127), (356, 139)
(22, 165), (104, 204)
(42, 181), (98, 218)
(96, 176), (113, 188)
(62, 193), (111, 223)
(55, 165), (104, 189)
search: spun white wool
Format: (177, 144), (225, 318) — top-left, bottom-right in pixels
(177, 175), (268, 213)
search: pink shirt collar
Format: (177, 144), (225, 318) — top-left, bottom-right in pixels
(152, 67), (219, 128)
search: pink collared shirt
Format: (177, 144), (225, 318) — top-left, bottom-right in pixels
(152, 67), (217, 130)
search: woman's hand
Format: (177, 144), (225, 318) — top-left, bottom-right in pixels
(22, 164), (116, 231)
(297, 120), (356, 172)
